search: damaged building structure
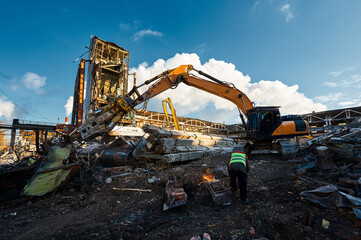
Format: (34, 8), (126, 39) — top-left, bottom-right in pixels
(72, 36), (231, 135)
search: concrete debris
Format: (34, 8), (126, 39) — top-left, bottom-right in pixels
(2, 113), (361, 239)
(147, 176), (160, 183)
(296, 118), (361, 224)
(322, 219), (330, 230)
(297, 153), (317, 170)
(76, 143), (104, 155)
(110, 126), (145, 137)
(139, 125), (236, 163)
(105, 172), (132, 184)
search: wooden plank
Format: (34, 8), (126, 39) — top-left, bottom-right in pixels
(113, 188), (152, 192)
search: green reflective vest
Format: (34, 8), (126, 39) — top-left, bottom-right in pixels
(229, 152), (246, 167)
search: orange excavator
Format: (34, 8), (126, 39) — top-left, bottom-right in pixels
(78, 65), (309, 158)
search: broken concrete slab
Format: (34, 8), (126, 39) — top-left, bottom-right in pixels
(162, 151), (204, 163)
(109, 126), (145, 137)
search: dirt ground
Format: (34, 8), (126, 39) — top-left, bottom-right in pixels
(1, 152), (360, 240)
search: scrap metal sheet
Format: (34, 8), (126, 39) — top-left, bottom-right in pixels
(22, 146), (78, 197)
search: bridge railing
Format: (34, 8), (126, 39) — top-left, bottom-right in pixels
(18, 120), (57, 126)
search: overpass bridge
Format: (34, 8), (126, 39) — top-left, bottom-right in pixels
(0, 119), (57, 152)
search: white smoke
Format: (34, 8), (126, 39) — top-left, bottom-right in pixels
(131, 53), (326, 122)
(64, 96), (73, 116)
(0, 97), (15, 120)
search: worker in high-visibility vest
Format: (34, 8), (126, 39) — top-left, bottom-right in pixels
(227, 147), (250, 205)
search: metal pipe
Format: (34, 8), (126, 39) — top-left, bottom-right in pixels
(193, 69), (226, 85)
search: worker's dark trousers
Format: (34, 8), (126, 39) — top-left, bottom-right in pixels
(229, 170), (247, 201)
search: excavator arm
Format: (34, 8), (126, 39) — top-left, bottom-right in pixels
(129, 65), (254, 116)
(78, 64), (309, 159)
(79, 64), (254, 139)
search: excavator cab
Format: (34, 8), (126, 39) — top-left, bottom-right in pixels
(246, 107), (282, 140)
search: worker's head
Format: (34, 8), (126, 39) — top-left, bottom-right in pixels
(232, 146), (244, 152)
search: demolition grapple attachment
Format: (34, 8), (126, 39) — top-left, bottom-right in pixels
(78, 97), (132, 140)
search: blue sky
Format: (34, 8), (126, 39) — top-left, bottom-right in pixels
(1, 0), (361, 124)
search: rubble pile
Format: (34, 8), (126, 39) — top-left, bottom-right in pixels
(2, 122), (361, 239)
(308, 117), (361, 159)
(296, 117), (361, 221)
(0, 149), (18, 166)
(139, 125), (236, 163)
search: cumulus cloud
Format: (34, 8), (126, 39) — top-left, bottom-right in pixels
(22, 72), (46, 93)
(64, 96), (73, 116)
(133, 29), (163, 41)
(131, 53), (326, 122)
(280, 4), (294, 22)
(0, 97), (15, 120)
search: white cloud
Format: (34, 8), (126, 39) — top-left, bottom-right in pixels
(22, 72), (46, 93)
(251, 1), (260, 12)
(0, 97), (15, 120)
(338, 99), (360, 107)
(329, 71), (342, 77)
(280, 4), (294, 22)
(119, 22), (130, 31)
(131, 53), (326, 122)
(314, 93), (343, 103)
(325, 75), (361, 88)
(329, 66), (356, 77)
(345, 74), (361, 86)
(248, 80), (325, 114)
(64, 96), (73, 116)
(133, 29), (163, 41)
(324, 82), (337, 87)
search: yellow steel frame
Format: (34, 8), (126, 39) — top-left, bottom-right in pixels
(162, 98), (180, 130)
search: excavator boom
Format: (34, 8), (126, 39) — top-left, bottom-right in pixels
(129, 65), (254, 116)
(79, 63), (309, 159)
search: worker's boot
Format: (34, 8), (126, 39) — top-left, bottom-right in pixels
(231, 189), (238, 199)
(241, 198), (250, 205)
